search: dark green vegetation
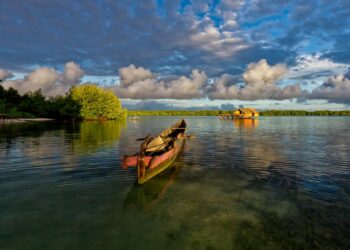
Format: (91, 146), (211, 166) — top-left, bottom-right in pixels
(0, 85), (80, 120)
(0, 84), (126, 120)
(128, 110), (350, 116)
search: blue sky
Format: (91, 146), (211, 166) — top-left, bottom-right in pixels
(0, 0), (349, 110)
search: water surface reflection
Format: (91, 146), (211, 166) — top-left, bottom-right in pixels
(71, 120), (126, 154)
(233, 118), (259, 130)
(1, 117), (350, 249)
(123, 162), (183, 211)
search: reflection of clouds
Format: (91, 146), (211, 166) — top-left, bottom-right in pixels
(179, 117), (350, 202)
(243, 117), (350, 202)
(3, 129), (69, 167)
(124, 117), (350, 201)
(181, 117), (282, 172)
(1, 121), (126, 171)
(1, 117), (350, 249)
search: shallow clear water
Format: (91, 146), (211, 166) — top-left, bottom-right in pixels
(1, 117), (350, 249)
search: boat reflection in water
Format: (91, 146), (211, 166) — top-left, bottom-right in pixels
(123, 161), (182, 212)
(233, 118), (259, 130)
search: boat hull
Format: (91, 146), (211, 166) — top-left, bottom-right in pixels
(137, 136), (184, 184)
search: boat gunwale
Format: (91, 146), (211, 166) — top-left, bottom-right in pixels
(137, 136), (185, 184)
(137, 119), (187, 184)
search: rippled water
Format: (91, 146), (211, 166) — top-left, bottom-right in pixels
(1, 117), (350, 249)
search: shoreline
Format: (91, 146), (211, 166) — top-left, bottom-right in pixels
(0, 118), (55, 124)
(128, 110), (350, 116)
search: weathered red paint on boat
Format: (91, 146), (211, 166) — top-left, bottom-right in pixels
(149, 147), (175, 169)
(122, 156), (152, 169)
(138, 135), (185, 184)
(123, 119), (187, 184)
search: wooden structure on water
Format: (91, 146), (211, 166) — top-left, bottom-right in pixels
(219, 108), (259, 119)
(234, 108), (259, 119)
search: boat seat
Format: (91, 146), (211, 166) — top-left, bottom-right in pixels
(145, 136), (167, 153)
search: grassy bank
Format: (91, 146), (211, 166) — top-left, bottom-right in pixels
(128, 110), (350, 116)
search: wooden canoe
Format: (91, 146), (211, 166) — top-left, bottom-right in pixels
(123, 119), (187, 184)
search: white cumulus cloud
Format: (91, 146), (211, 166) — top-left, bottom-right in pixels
(288, 54), (349, 79)
(59, 61), (84, 85)
(190, 25), (248, 58)
(243, 59), (287, 85)
(309, 74), (350, 103)
(0, 68), (13, 81)
(210, 59), (307, 100)
(112, 65), (207, 99)
(2, 58), (349, 104)
(1, 62), (84, 96)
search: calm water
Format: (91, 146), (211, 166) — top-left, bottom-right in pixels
(1, 117), (350, 250)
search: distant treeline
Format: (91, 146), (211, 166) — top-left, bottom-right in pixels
(260, 110), (350, 116)
(0, 85), (126, 120)
(128, 110), (233, 116)
(128, 110), (350, 116)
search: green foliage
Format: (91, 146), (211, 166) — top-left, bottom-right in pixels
(0, 83), (126, 120)
(46, 95), (81, 120)
(0, 85), (81, 119)
(18, 90), (48, 117)
(4, 87), (22, 106)
(0, 99), (6, 113)
(71, 84), (127, 120)
(7, 107), (34, 118)
(0, 85), (5, 99)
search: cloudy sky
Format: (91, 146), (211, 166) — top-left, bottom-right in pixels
(0, 0), (349, 110)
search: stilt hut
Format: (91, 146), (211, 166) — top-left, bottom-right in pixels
(233, 108), (259, 119)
